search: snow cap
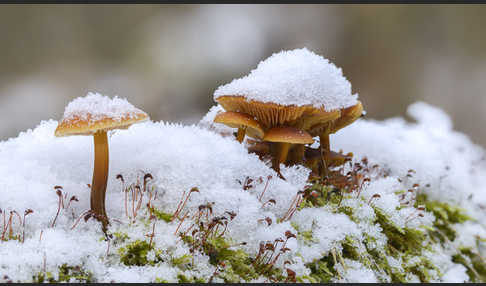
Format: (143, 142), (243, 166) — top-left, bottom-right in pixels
(214, 48), (358, 111)
(55, 92), (149, 137)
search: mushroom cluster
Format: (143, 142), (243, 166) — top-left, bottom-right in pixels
(55, 92), (149, 231)
(212, 48), (364, 178)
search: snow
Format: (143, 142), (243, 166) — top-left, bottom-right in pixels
(197, 104), (234, 138)
(61, 92), (147, 123)
(0, 99), (485, 282)
(214, 48), (358, 111)
(335, 259), (378, 283)
(441, 264), (469, 283)
(333, 101), (486, 208)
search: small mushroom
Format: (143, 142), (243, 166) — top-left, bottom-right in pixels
(55, 93), (149, 231)
(213, 111), (264, 143)
(263, 126), (314, 178)
(246, 139), (271, 160)
(304, 147), (352, 176)
(308, 101), (363, 176)
(330, 101), (364, 133)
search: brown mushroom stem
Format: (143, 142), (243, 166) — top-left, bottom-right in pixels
(236, 127), (246, 143)
(271, 142), (290, 179)
(288, 144), (306, 166)
(319, 133), (330, 177)
(92, 130), (109, 231)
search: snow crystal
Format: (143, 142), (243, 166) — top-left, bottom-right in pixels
(214, 48), (358, 111)
(335, 259), (378, 283)
(197, 104), (234, 137)
(441, 264), (469, 283)
(292, 208), (361, 263)
(61, 92), (147, 123)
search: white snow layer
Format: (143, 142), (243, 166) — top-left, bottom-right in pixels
(0, 100), (484, 282)
(61, 92), (147, 123)
(214, 48), (358, 110)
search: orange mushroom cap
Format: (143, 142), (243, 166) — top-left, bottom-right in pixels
(213, 111), (265, 139)
(263, 126), (314, 145)
(330, 100), (363, 134)
(55, 93), (149, 137)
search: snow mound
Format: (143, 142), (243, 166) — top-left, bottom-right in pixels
(333, 101), (486, 209)
(0, 101), (485, 282)
(214, 48), (358, 110)
(61, 92), (147, 123)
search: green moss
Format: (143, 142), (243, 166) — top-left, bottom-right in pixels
(32, 264), (93, 283)
(416, 194), (472, 242)
(150, 207), (173, 223)
(171, 254), (192, 267)
(452, 247), (486, 282)
(176, 273), (205, 283)
(57, 264), (94, 283)
(306, 255), (337, 283)
(179, 233), (283, 282)
(374, 207), (425, 256)
(113, 231), (129, 242)
(204, 236), (260, 282)
(291, 222), (318, 246)
(342, 236), (361, 261)
(300, 180), (470, 283)
(118, 240), (163, 266)
(32, 271), (55, 283)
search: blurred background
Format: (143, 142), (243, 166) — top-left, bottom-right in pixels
(1, 4), (485, 146)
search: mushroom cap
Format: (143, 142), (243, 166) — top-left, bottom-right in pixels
(307, 100), (363, 136)
(214, 48), (358, 111)
(216, 95), (313, 129)
(213, 111), (264, 139)
(263, 126), (314, 144)
(298, 108), (341, 132)
(55, 92), (149, 137)
(330, 100), (363, 134)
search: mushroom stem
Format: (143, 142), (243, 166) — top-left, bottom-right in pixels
(92, 130), (109, 231)
(236, 127), (246, 143)
(288, 144), (306, 166)
(271, 142), (290, 179)
(319, 133), (330, 177)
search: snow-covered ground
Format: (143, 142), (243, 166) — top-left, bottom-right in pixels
(0, 49), (484, 283)
(0, 100), (484, 283)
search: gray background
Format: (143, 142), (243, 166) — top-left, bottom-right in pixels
(1, 5), (485, 147)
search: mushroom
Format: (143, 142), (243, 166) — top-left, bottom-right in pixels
(304, 147), (352, 176)
(246, 139), (271, 160)
(216, 96), (310, 130)
(55, 92), (149, 231)
(213, 111), (264, 143)
(307, 101), (363, 176)
(213, 48), (363, 175)
(263, 126), (313, 178)
(330, 101), (364, 133)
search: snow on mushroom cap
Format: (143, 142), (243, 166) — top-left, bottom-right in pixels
(214, 48), (358, 111)
(55, 92), (149, 136)
(62, 92), (146, 122)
